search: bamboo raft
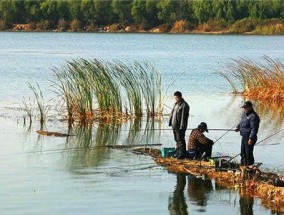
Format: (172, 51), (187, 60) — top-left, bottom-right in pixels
(132, 147), (284, 213)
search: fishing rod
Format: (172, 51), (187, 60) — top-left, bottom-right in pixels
(121, 128), (235, 132)
(228, 128), (284, 162)
(214, 125), (237, 144)
(211, 125), (237, 158)
(3, 143), (162, 157)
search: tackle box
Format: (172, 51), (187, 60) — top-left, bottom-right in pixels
(161, 147), (176, 157)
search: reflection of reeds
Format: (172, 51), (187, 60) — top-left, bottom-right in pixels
(53, 59), (161, 125)
(219, 57), (284, 101)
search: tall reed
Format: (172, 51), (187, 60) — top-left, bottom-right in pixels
(219, 56), (284, 102)
(22, 97), (34, 125)
(29, 83), (50, 126)
(53, 59), (162, 124)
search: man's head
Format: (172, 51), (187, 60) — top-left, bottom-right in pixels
(174, 91), (182, 103)
(241, 101), (253, 113)
(198, 122), (208, 133)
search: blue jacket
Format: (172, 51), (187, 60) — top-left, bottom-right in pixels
(237, 109), (260, 140)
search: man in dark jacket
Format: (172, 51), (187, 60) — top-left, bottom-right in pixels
(236, 101), (260, 166)
(188, 122), (214, 160)
(169, 91), (190, 159)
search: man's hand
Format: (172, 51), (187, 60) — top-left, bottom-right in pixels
(248, 139), (254, 145)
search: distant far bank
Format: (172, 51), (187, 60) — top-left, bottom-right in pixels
(2, 18), (284, 35)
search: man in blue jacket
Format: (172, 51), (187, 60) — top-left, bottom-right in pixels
(236, 101), (260, 166)
(169, 91), (190, 159)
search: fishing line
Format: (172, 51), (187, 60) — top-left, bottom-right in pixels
(214, 125), (237, 156)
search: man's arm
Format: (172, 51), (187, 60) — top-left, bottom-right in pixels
(169, 106), (174, 127)
(180, 103), (189, 130)
(198, 133), (211, 146)
(249, 114), (260, 142)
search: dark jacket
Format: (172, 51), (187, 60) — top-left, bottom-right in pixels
(237, 109), (260, 140)
(169, 99), (190, 130)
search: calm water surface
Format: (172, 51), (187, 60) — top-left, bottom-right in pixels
(1, 32), (284, 214)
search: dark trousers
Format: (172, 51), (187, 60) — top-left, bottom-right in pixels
(241, 136), (256, 166)
(196, 143), (212, 159)
(173, 129), (186, 158)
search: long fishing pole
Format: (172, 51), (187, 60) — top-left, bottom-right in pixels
(228, 128), (284, 162)
(214, 125), (237, 144)
(212, 125), (237, 158)
(121, 128), (235, 132)
(2, 143), (162, 157)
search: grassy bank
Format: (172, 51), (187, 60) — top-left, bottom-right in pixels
(4, 18), (284, 35)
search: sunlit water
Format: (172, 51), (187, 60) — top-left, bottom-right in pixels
(1, 32), (284, 214)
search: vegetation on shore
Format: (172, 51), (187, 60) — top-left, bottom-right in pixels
(1, 0), (284, 34)
(219, 57), (284, 102)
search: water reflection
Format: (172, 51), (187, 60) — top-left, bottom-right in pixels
(187, 175), (213, 212)
(239, 190), (254, 215)
(169, 173), (259, 215)
(168, 174), (188, 215)
(62, 119), (159, 172)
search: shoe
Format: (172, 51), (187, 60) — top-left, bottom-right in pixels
(176, 155), (185, 159)
(173, 154), (178, 158)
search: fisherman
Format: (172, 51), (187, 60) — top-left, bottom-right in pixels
(187, 122), (214, 161)
(235, 101), (260, 166)
(169, 91), (190, 159)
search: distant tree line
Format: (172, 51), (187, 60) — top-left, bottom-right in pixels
(0, 0), (283, 31)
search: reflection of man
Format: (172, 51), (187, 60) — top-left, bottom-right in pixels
(239, 190), (254, 215)
(187, 122), (214, 161)
(187, 175), (213, 208)
(169, 91), (190, 159)
(235, 101), (260, 166)
(168, 174), (188, 215)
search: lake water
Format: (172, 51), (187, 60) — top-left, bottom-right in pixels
(1, 32), (284, 215)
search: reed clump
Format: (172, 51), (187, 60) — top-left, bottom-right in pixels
(219, 57), (284, 102)
(53, 59), (162, 124)
(29, 83), (50, 126)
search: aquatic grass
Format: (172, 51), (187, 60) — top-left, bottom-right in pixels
(219, 57), (284, 102)
(52, 59), (162, 124)
(29, 83), (50, 126)
(22, 97), (34, 125)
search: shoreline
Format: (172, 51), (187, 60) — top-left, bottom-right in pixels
(1, 29), (284, 36)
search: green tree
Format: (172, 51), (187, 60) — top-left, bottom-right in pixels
(192, 0), (213, 23)
(40, 0), (59, 23)
(94, 0), (114, 25)
(0, 0), (17, 27)
(24, 0), (43, 22)
(157, 0), (178, 24)
(57, 0), (71, 21)
(112, 0), (133, 25)
(131, 0), (147, 24)
(81, 0), (96, 24)
(70, 0), (83, 21)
